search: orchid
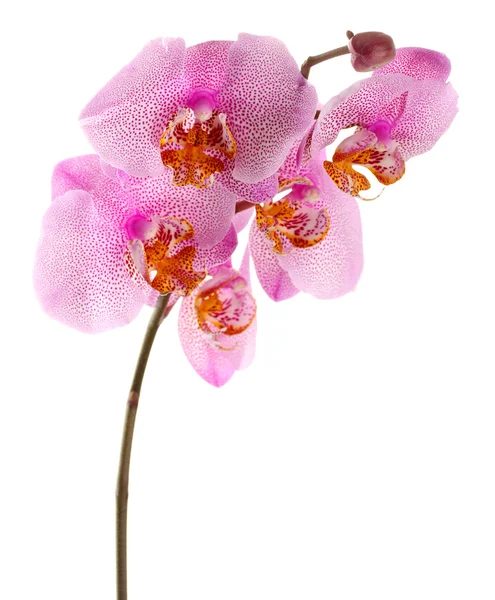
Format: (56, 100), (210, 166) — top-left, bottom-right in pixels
(247, 137), (363, 300)
(34, 155), (238, 333)
(34, 30), (458, 600)
(179, 255), (256, 387)
(309, 47), (458, 197)
(80, 34), (317, 200)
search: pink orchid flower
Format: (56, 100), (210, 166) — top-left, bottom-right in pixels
(34, 155), (238, 333)
(80, 34), (317, 199)
(243, 138), (363, 301)
(309, 47), (458, 197)
(178, 253), (257, 387)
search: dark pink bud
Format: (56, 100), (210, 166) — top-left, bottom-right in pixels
(349, 32), (396, 72)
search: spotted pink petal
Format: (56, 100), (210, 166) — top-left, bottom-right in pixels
(277, 179), (363, 299)
(80, 38), (189, 177)
(312, 74), (457, 162)
(232, 206), (255, 233)
(249, 220), (299, 301)
(390, 80), (458, 160)
(119, 171), (237, 249)
(34, 191), (149, 333)
(311, 74), (416, 155)
(55, 155), (237, 250)
(279, 128), (327, 191)
(184, 41), (233, 90)
(217, 34), (317, 183)
(373, 47), (451, 82)
(178, 262), (256, 387)
(52, 155), (134, 225)
(194, 226), (238, 272)
(215, 166), (279, 204)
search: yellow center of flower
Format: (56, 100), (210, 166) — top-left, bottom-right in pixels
(160, 104), (236, 189)
(323, 127), (405, 198)
(255, 179), (330, 255)
(195, 272), (256, 337)
(126, 216), (206, 296)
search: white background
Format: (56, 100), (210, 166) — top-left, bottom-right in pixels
(1, 1), (494, 598)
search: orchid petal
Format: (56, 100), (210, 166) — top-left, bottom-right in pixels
(184, 40), (233, 90)
(52, 155), (134, 225)
(373, 47), (451, 82)
(80, 38), (188, 177)
(34, 191), (149, 333)
(194, 226), (238, 272)
(217, 34), (317, 183)
(278, 180), (363, 299)
(233, 207), (254, 233)
(215, 166), (278, 204)
(391, 81), (458, 160)
(120, 172), (237, 248)
(249, 221), (299, 301)
(178, 263), (256, 387)
(311, 74), (416, 155)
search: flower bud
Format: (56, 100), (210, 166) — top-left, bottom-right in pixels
(349, 32), (396, 72)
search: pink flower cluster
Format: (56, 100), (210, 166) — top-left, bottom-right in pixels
(34, 34), (457, 386)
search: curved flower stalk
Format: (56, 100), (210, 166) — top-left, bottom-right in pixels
(309, 47), (458, 197)
(34, 155), (237, 333)
(34, 30), (460, 600)
(178, 252), (257, 387)
(80, 34), (317, 195)
(244, 138), (363, 301)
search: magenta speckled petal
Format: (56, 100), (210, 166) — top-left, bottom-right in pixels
(52, 155), (134, 225)
(249, 221), (299, 301)
(391, 81), (458, 160)
(178, 293), (253, 387)
(215, 166), (278, 204)
(217, 34), (318, 183)
(233, 207), (254, 233)
(80, 38), (188, 177)
(194, 226), (238, 271)
(120, 172), (237, 248)
(184, 40), (233, 90)
(34, 191), (148, 333)
(311, 74), (416, 155)
(278, 180), (363, 299)
(373, 47), (451, 82)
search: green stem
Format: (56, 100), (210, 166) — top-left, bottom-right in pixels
(115, 293), (170, 600)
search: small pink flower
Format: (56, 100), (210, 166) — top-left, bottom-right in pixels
(247, 138), (363, 301)
(310, 47), (458, 197)
(80, 34), (317, 194)
(34, 155), (237, 333)
(178, 254), (257, 387)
